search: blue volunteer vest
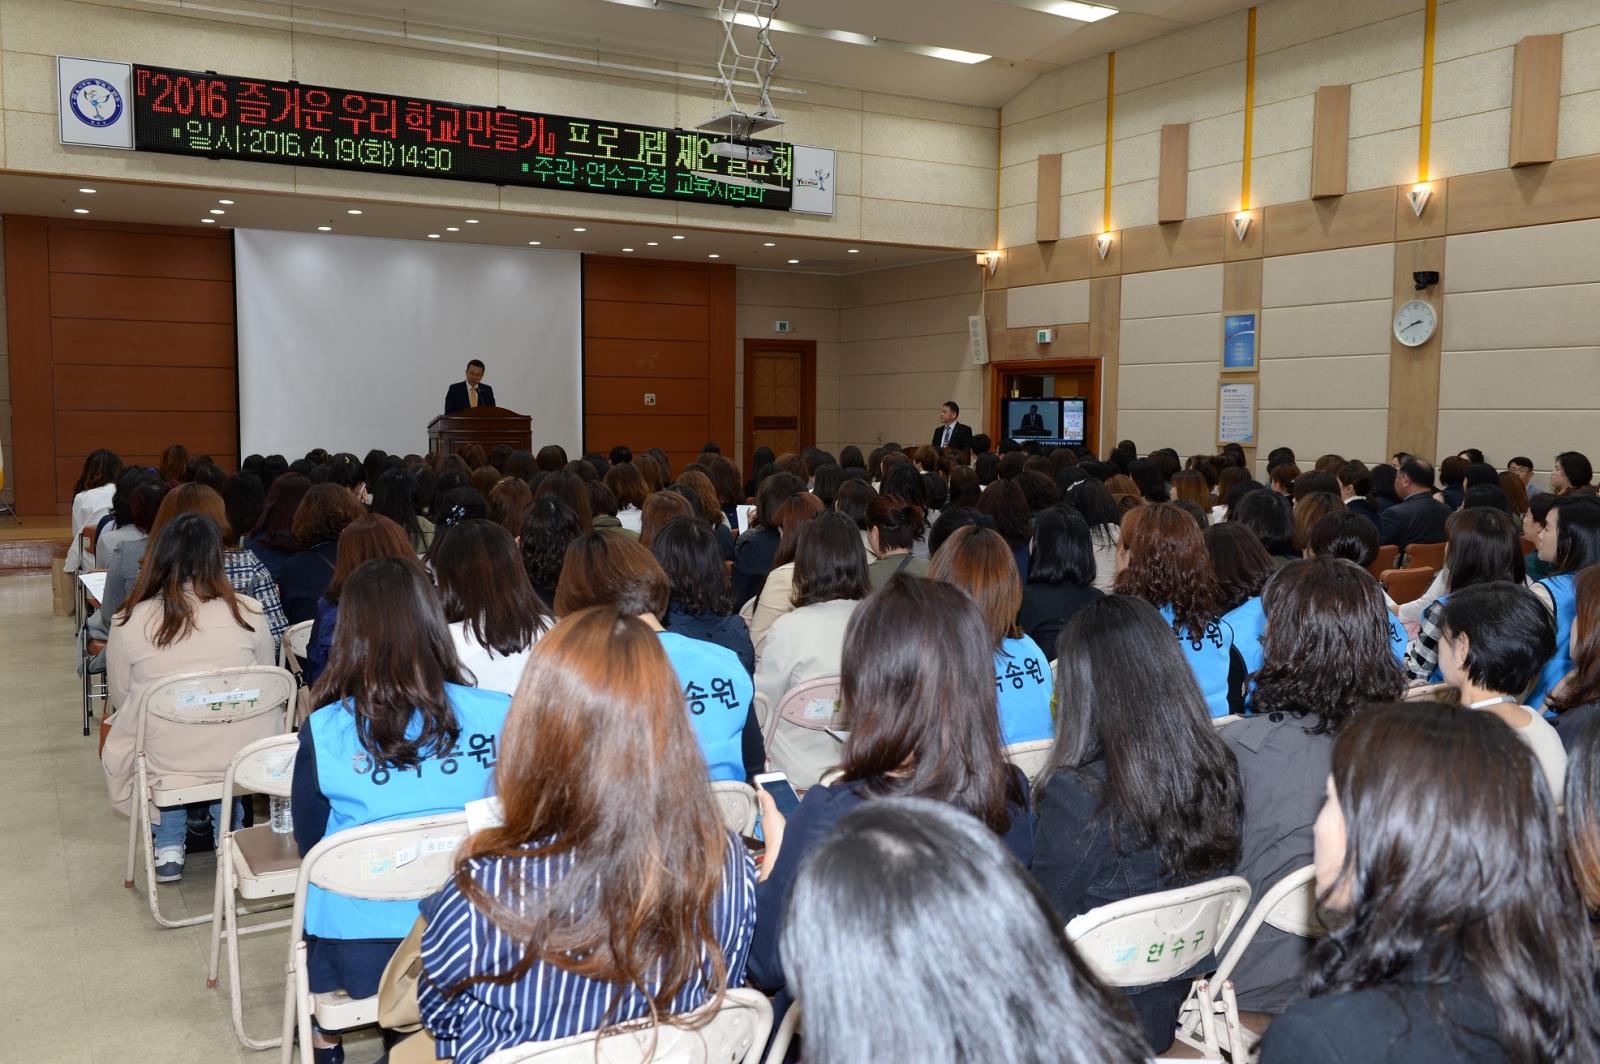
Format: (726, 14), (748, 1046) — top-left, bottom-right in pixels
(658, 631), (752, 781)
(995, 635), (1054, 746)
(305, 683), (512, 940)
(1161, 604), (1235, 718)
(1227, 595), (1407, 681)
(1387, 611), (1408, 664)
(1529, 574), (1577, 710)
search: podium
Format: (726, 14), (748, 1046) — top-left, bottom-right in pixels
(427, 407), (532, 461)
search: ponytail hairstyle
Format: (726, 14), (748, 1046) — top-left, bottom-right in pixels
(865, 494), (926, 553)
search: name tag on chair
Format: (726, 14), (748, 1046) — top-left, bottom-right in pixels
(804, 698), (837, 721)
(175, 687), (261, 709)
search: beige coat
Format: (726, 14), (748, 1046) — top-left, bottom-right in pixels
(754, 598), (858, 789)
(102, 593), (278, 816)
(748, 562), (797, 662)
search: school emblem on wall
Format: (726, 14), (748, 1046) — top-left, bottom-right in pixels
(69, 77), (123, 127)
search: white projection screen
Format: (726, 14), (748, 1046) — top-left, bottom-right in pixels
(234, 229), (582, 459)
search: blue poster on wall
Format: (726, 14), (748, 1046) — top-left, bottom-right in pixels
(1223, 313), (1257, 371)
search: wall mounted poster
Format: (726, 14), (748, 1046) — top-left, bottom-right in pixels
(1222, 313), (1258, 371)
(1218, 382), (1256, 445)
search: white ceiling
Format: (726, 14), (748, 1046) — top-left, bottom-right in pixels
(289, 0), (1259, 108)
(1, 173), (960, 274)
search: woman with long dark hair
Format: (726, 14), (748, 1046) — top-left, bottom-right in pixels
(1017, 506), (1102, 655)
(1564, 714), (1600, 911)
(66, 448), (125, 572)
(434, 518), (550, 695)
(1221, 558), (1405, 1020)
(245, 472), (312, 582)
(518, 496), (583, 609)
(293, 557), (512, 1061)
(749, 492), (826, 654)
(1206, 521), (1275, 617)
(930, 526), (1055, 745)
(1114, 503), (1241, 717)
(1551, 566), (1600, 745)
(1233, 489), (1297, 566)
(367, 468), (431, 552)
(1527, 495), (1600, 707)
(101, 513), (276, 883)
(279, 483), (365, 625)
(975, 478), (1034, 582)
(783, 798), (1150, 1064)
(1033, 595), (1242, 1050)
(652, 516), (754, 675)
(401, 608), (756, 1064)
(1063, 476), (1122, 591)
(749, 575), (1033, 1025)
(1402, 507), (1526, 683)
(733, 472), (805, 608)
(1259, 701), (1600, 1064)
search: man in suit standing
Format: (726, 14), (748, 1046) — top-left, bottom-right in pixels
(1379, 458), (1451, 549)
(932, 400), (973, 451)
(444, 359), (496, 414)
(1017, 404), (1048, 436)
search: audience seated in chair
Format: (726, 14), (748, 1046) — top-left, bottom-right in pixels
(243, 473), (312, 584)
(1527, 495), (1600, 707)
(1016, 505), (1102, 657)
(863, 495), (929, 589)
(749, 492), (827, 656)
(66, 448), (124, 574)
(433, 518), (549, 696)
(302, 515), (419, 687)
(1030, 595), (1243, 1051)
(1550, 566), (1600, 748)
(1402, 508), (1526, 684)
(279, 484), (364, 626)
(651, 515), (755, 676)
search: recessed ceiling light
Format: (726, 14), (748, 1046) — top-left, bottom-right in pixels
(708, 253), (720, 259)
(1044, 1), (1117, 22)
(847, 248), (861, 254)
(346, 209), (363, 215)
(672, 234), (685, 240)
(528, 241), (542, 246)
(646, 241), (659, 246)
(218, 198), (234, 205)
(200, 218), (216, 224)
(464, 219), (480, 224)
(78, 187), (96, 194)
(788, 259), (801, 264)
(73, 208), (89, 214)
(763, 242), (776, 247)
(428, 234), (441, 239)
(446, 226), (459, 232)
(209, 209), (226, 215)
(573, 227), (587, 232)
(317, 225), (332, 232)
(622, 247), (635, 252)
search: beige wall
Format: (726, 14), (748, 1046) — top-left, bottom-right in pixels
(1117, 264), (1224, 456)
(2, 0), (997, 249)
(1440, 217), (1600, 477)
(0, 226), (8, 507)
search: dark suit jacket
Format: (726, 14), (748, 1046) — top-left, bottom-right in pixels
(1379, 491), (1451, 548)
(444, 380), (496, 414)
(932, 421), (973, 450)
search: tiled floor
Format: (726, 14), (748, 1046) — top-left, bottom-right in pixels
(0, 573), (383, 1063)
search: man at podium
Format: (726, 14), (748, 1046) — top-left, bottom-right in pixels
(444, 359), (496, 414)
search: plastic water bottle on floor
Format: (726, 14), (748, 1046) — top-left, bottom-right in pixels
(270, 795), (293, 835)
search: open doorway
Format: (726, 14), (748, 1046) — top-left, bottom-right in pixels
(989, 358), (1103, 455)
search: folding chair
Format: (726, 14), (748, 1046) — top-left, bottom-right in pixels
(280, 813), (473, 1064)
(709, 781), (759, 837)
(755, 676), (845, 789)
(1001, 739), (1053, 784)
(762, 1005), (800, 1064)
(756, 675), (844, 747)
(279, 620), (314, 671)
(206, 734), (303, 1049)
(81, 627), (109, 737)
(1175, 865), (1322, 1060)
(122, 666), (296, 928)
(482, 988), (771, 1063)
(1066, 877), (1252, 1054)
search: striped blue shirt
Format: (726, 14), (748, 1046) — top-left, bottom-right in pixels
(416, 833), (756, 1064)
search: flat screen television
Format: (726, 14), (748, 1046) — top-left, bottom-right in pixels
(1001, 397), (1086, 446)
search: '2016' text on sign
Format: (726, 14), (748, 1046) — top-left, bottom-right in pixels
(131, 65), (798, 211)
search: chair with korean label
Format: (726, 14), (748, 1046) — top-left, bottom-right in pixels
(122, 666), (297, 929)
(280, 812), (472, 1064)
(206, 734), (303, 1050)
(1001, 739), (1054, 784)
(1065, 877), (1252, 1052)
(481, 988), (772, 1063)
(756, 676), (846, 790)
(759, 676), (845, 745)
(1174, 865), (1321, 1060)
(709, 781), (759, 837)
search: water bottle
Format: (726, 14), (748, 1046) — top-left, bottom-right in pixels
(270, 795), (293, 835)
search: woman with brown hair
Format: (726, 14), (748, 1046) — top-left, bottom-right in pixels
(732, 472), (806, 608)
(293, 557), (512, 1061)
(749, 575), (1032, 1027)
(974, 478), (1035, 582)
(1115, 502), (1242, 717)
(437, 518), (551, 696)
(66, 448), (125, 572)
(158, 442), (189, 484)
(755, 512), (870, 787)
(556, 533), (758, 781)
(1171, 469), (1211, 514)
(102, 512), (276, 883)
(1292, 491), (1343, 555)
(280, 482), (365, 625)
(406, 608), (756, 1064)
(1551, 567), (1600, 746)
(604, 461), (649, 533)
(637, 490), (693, 551)
(245, 472), (312, 583)
(300, 514), (418, 685)
(533, 470), (593, 534)
(864, 495), (929, 588)
(485, 478), (532, 537)
(929, 526), (1054, 746)
(676, 467), (737, 560)
(750, 491), (826, 653)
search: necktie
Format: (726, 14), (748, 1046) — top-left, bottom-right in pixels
(942, 424), (951, 447)
(469, 385), (478, 408)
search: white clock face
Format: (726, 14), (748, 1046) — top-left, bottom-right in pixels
(1394, 299), (1437, 348)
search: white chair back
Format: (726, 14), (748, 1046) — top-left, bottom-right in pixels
(709, 781), (759, 837)
(227, 734), (300, 800)
(1066, 876), (1252, 987)
(1001, 739), (1053, 784)
(280, 620), (314, 670)
(481, 988), (772, 1063)
(293, 814), (471, 919)
(136, 666), (296, 740)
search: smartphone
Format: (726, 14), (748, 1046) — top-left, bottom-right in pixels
(754, 771), (802, 819)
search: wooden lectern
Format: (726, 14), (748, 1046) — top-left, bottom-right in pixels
(427, 406), (532, 461)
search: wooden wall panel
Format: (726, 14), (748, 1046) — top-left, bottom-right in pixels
(1509, 35), (1562, 168)
(1387, 238), (1446, 460)
(1036, 153), (1062, 243)
(1088, 277), (1121, 453)
(581, 257), (736, 466)
(1447, 155), (1600, 234)
(1263, 188), (1397, 257)
(4, 215), (238, 516)
(1120, 215), (1227, 274)
(1158, 124), (1190, 224)
(1310, 85), (1351, 199)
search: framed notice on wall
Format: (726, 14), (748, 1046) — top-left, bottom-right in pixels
(1218, 382), (1256, 445)
(1222, 313), (1257, 372)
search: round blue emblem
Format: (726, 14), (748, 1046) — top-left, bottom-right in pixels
(69, 77), (123, 128)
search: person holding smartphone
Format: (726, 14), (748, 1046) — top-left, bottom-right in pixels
(749, 574), (1032, 1031)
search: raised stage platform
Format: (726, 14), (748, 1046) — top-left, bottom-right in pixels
(0, 520), (71, 573)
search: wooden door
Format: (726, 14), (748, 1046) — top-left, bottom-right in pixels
(743, 339), (816, 472)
